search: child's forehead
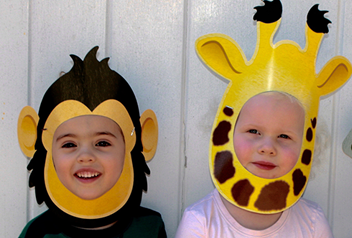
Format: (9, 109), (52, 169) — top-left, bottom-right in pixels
(59, 114), (119, 126)
(237, 92), (305, 125)
(249, 91), (293, 101)
(243, 91), (303, 110)
(55, 114), (122, 134)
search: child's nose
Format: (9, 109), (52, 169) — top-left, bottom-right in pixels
(258, 138), (277, 156)
(77, 148), (96, 163)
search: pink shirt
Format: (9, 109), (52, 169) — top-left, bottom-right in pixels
(176, 189), (333, 238)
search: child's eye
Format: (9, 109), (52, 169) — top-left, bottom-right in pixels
(62, 142), (76, 148)
(279, 134), (290, 139)
(248, 129), (259, 135)
(96, 141), (111, 147)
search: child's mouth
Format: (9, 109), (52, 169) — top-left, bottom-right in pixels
(252, 161), (276, 170)
(76, 171), (100, 178)
(74, 171), (101, 182)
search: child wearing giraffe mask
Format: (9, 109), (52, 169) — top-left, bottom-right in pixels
(176, 92), (333, 237)
(176, 0), (352, 237)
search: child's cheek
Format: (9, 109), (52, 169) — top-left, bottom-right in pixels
(282, 147), (300, 169)
(234, 138), (253, 165)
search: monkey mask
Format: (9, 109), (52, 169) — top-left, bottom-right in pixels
(17, 46), (158, 227)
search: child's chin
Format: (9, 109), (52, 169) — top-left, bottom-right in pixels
(250, 170), (278, 179)
(71, 189), (107, 200)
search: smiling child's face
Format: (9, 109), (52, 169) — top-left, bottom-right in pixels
(233, 92), (305, 179)
(52, 115), (125, 200)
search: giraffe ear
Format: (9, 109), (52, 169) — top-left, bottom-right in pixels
(196, 34), (247, 81)
(140, 109), (158, 162)
(17, 106), (39, 158)
(317, 56), (352, 96)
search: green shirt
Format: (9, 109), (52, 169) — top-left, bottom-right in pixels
(19, 207), (166, 238)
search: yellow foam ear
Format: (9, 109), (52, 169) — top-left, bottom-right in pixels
(317, 56), (352, 96)
(17, 106), (39, 158)
(140, 109), (158, 162)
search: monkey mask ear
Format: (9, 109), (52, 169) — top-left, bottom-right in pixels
(140, 109), (158, 162)
(17, 106), (39, 158)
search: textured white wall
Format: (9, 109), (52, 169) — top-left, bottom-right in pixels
(0, 0), (29, 236)
(1, 0), (352, 237)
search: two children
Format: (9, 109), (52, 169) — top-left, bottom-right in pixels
(16, 0), (352, 236)
(17, 47), (166, 237)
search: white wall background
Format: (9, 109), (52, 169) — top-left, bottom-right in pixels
(1, 0), (352, 237)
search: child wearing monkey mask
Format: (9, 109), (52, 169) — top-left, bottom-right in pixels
(17, 46), (166, 237)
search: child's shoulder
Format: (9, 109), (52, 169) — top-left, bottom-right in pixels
(182, 189), (221, 219)
(132, 206), (166, 228)
(186, 189), (217, 208)
(286, 197), (333, 236)
(123, 207), (166, 238)
(19, 210), (60, 238)
(136, 206), (163, 218)
(293, 197), (325, 215)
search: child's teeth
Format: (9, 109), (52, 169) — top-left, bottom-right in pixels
(77, 172), (99, 178)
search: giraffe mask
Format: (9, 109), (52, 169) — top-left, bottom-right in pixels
(196, 0), (352, 214)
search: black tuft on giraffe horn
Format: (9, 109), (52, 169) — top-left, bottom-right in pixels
(253, 0), (282, 24)
(307, 4), (331, 34)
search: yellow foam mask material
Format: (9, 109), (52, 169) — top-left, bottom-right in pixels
(43, 100), (135, 219)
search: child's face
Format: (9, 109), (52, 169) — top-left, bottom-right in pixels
(52, 115), (125, 200)
(233, 92), (305, 179)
